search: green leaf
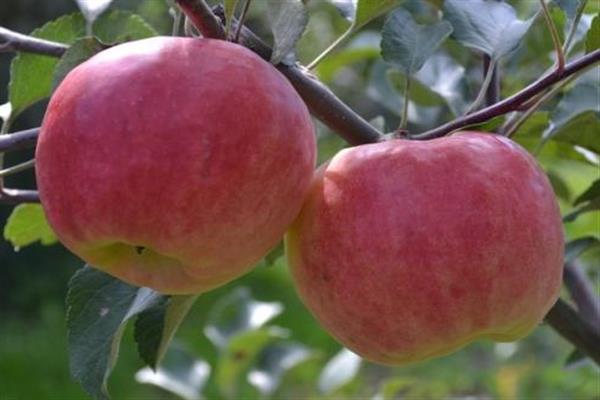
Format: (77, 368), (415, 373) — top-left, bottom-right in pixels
(443, 0), (535, 59)
(52, 37), (109, 90)
(547, 170), (572, 201)
(204, 287), (283, 348)
(553, 0), (582, 21)
(3, 204), (57, 249)
(135, 344), (210, 400)
(586, 13), (600, 52)
(316, 32), (380, 82)
(267, 0), (309, 64)
(8, 11), (156, 118)
(373, 377), (412, 400)
(317, 348), (362, 394)
(574, 178), (600, 206)
(66, 266), (166, 400)
(563, 198), (600, 222)
(75, 0), (113, 26)
(134, 294), (199, 370)
(542, 78), (600, 154)
(327, 0), (355, 21)
(565, 236), (600, 263)
(354, 0), (400, 30)
(216, 327), (288, 399)
(381, 8), (453, 75)
(248, 342), (316, 396)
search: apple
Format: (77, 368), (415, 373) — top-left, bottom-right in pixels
(36, 37), (316, 294)
(286, 132), (563, 365)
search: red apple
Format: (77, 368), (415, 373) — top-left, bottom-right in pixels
(286, 132), (563, 365)
(36, 37), (316, 294)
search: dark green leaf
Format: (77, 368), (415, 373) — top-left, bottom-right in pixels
(317, 348), (362, 394)
(586, 13), (600, 53)
(267, 0), (309, 64)
(553, 0), (581, 21)
(134, 294), (198, 370)
(204, 287), (283, 348)
(248, 342), (316, 395)
(3, 204), (57, 249)
(135, 344), (210, 400)
(381, 8), (452, 75)
(547, 170), (572, 201)
(443, 0), (535, 59)
(574, 179), (600, 206)
(66, 266), (165, 400)
(565, 236), (600, 263)
(52, 37), (109, 90)
(563, 198), (600, 222)
(565, 349), (588, 369)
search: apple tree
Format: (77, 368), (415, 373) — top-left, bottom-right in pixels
(0, 0), (599, 399)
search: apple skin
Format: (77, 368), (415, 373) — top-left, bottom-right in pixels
(36, 37), (316, 294)
(286, 132), (563, 365)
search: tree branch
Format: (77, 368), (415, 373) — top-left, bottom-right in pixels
(563, 261), (600, 332)
(0, 26), (67, 57)
(0, 188), (40, 204)
(0, 128), (40, 153)
(175, 0), (226, 40)
(545, 298), (600, 365)
(414, 50), (600, 140)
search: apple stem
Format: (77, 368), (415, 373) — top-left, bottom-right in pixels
(482, 54), (500, 107)
(464, 58), (497, 115)
(399, 75), (411, 131)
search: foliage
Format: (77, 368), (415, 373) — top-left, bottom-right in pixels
(0, 0), (599, 399)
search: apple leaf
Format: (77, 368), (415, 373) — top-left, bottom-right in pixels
(574, 179), (600, 206)
(564, 349), (590, 369)
(541, 76), (600, 154)
(134, 294), (199, 370)
(204, 287), (283, 348)
(546, 170), (572, 201)
(372, 377), (412, 400)
(381, 8), (453, 75)
(75, 0), (113, 26)
(135, 344), (210, 400)
(563, 198), (600, 222)
(565, 236), (600, 263)
(248, 342), (316, 396)
(354, 0), (401, 31)
(327, 0), (356, 21)
(586, 13), (600, 53)
(8, 11), (156, 118)
(317, 348), (362, 394)
(52, 37), (109, 90)
(3, 204), (57, 249)
(267, 0), (309, 64)
(66, 266), (166, 400)
(443, 0), (535, 60)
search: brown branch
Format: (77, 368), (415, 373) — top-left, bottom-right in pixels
(563, 261), (600, 332)
(0, 26), (67, 57)
(0, 128), (40, 153)
(0, 188), (40, 204)
(175, 0), (226, 40)
(545, 298), (600, 365)
(414, 49), (600, 140)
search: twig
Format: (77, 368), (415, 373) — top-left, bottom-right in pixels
(175, 0), (226, 40)
(563, 0), (588, 54)
(414, 49), (600, 140)
(545, 298), (600, 365)
(0, 188), (40, 204)
(0, 159), (35, 177)
(539, 0), (565, 72)
(307, 29), (353, 70)
(400, 75), (411, 130)
(233, 0), (252, 43)
(0, 128), (40, 153)
(563, 261), (600, 333)
(0, 26), (67, 57)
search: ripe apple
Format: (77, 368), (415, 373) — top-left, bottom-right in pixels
(286, 132), (563, 365)
(36, 37), (316, 294)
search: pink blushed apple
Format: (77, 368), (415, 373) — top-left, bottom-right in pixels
(36, 37), (316, 294)
(286, 132), (563, 365)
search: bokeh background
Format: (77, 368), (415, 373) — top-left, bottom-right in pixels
(1, 0), (599, 399)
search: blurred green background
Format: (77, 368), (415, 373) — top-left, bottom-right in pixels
(1, 0), (599, 399)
